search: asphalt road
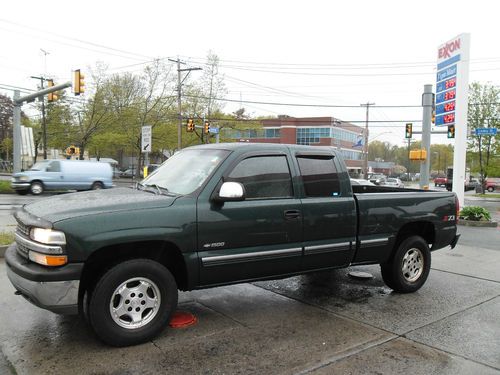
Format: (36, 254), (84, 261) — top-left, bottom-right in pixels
(0, 189), (499, 374)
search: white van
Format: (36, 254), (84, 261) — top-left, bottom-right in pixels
(11, 159), (114, 195)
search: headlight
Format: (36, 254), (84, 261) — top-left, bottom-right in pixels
(30, 228), (66, 245)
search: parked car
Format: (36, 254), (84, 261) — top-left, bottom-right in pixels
(465, 178), (480, 191)
(434, 176), (448, 187)
(6, 143), (460, 346)
(486, 178), (500, 192)
(350, 178), (375, 186)
(385, 177), (405, 188)
(120, 168), (138, 178)
(369, 174), (387, 185)
(11, 159), (113, 195)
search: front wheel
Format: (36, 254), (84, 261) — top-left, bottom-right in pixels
(88, 259), (178, 346)
(30, 181), (44, 195)
(381, 235), (431, 293)
(487, 186), (494, 192)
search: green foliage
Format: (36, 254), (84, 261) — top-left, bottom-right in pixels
(459, 206), (491, 221)
(0, 180), (13, 193)
(0, 231), (14, 245)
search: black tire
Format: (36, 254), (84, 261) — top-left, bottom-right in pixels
(15, 190), (29, 195)
(88, 259), (178, 347)
(380, 235), (431, 293)
(487, 186), (494, 192)
(30, 181), (44, 195)
(91, 181), (104, 190)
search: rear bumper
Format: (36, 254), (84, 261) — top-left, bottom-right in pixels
(450, 233), (460, 249)
(5, 244), (82, 315)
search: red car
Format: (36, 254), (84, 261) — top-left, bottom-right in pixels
(486, 178), (500, 192)
(434, 176), (448, 187)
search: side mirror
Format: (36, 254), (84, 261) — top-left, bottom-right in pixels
(216, 181), (245, 202)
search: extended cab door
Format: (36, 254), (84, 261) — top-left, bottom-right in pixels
(294, 151), (357, 271)
(197, 152), (302, 286)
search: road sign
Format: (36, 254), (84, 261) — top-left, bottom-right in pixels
(141, 125), (152, 153)
(475, 128), (498, 136)
(208, 127), (219, 134)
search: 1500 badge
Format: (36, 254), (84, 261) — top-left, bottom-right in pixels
(203, 242), (226, 249)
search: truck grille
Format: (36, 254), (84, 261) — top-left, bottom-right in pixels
(16, 221), (31, 238)
(15, 221), (31, 259)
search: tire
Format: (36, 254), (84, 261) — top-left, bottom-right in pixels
(487, 187), (494, 192)
(88, 259), (178, 347)
(380, 235), (431, 293)
(30, 181), (44, 195)
(91, 181), (104, 190)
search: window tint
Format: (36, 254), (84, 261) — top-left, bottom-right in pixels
(227, 155), (293, 199)
(296, 155), (340, 197)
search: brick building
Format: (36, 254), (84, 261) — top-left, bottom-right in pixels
(226, 116), (365, 176)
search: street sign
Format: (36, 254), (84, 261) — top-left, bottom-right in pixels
(141, 125), (152, 153)
(208, 127), (219, 134)
(475, 128), (498, 136)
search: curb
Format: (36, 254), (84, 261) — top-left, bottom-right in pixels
(458, 220), (498, 228)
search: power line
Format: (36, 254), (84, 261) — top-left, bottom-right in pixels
(0, 19), (153, 61)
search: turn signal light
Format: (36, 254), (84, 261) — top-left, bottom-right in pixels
(29, 251), (68, 266)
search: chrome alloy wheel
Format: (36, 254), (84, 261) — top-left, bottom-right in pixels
(402, 248), (424, 282)
(109, 277), (161, 329)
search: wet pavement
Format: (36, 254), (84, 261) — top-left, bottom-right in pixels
(1, 236), (499, 374)
(0, 189), (499, 374)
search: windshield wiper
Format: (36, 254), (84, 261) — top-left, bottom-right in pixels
(143, 183), (171, 196)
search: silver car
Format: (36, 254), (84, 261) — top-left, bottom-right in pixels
(385, 178), (404, 188)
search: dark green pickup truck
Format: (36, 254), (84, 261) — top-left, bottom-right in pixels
(6, 143), (460, 346)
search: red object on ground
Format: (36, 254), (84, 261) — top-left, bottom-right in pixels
(169, 311), (198, 328)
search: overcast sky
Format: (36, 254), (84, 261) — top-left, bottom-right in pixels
(1, 0), (499, 145)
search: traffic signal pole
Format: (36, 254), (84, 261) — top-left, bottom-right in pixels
(12, 81), (72, 173)
(419, 84), (433, 189)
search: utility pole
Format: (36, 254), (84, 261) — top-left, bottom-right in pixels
(420, 84), (433, 189)
(31, 76), (47, 159)
(360, 102), (375, 179)
(168, 58), (202, 150)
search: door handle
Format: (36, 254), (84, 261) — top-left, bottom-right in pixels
(284, 210), (301, 220)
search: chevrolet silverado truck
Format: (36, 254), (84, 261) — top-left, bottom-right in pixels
(6, 143), (460, 346)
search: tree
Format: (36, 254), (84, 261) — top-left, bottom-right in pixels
(0, 94), (14, 160)
(467, 82), (500, 185)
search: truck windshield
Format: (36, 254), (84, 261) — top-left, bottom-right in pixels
(29, 161), (50, 171)
(142, 149), (229, 195)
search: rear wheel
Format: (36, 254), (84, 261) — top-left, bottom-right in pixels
(487, 186), (494, 192)
(88, 259), (178, 347)
(381, 235), (430, 293)
(30, 181), (44, 195)
(91, 181), (104, 190)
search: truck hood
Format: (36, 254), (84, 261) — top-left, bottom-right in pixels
(22, 187), (178, 224)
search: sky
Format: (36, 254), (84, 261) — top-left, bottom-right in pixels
(1, 0), (499, 146)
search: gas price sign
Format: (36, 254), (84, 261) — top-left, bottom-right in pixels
(435, 67), (457, 126)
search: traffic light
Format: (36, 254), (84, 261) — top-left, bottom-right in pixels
(405, 123), (413, 139)
(74, 69), (85, 95)
(204, 121), (210, 134)
(186, 118), (194, 132)
(431, 109), (436, 124)
(47, 79), (55, 102)
(447, 124), (455, 139)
